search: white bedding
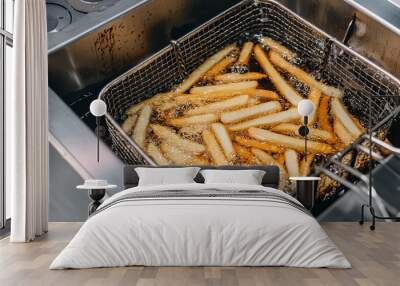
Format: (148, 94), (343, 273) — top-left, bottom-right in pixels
(50, 183), (350, 269)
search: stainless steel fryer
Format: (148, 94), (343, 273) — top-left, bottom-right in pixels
(98, 0), (400, 182)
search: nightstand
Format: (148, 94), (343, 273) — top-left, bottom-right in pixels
(77, 180), (117, 215)
(289, 176), (321, 210)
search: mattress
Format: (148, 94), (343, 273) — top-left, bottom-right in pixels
(50, 183), (350, 269)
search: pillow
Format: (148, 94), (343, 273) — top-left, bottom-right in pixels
(200, 169), (266, 185)
(135, 167), (200, 186)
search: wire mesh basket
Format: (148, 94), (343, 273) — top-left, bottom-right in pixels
(99, 0), (400, 169)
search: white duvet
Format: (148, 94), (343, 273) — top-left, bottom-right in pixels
(50, 183), (350, 269)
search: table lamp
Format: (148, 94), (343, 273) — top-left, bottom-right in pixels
(90, 99), (107, 162)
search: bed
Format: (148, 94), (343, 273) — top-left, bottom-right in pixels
(50, 165), (350, 269)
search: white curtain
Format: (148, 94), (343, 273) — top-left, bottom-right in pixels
(6, 0), (49, 242)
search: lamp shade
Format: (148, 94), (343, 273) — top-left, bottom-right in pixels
(297, 99), (314, 116)
(90, 99), (107, 117)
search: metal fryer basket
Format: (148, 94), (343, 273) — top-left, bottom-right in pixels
(99, 0), (400, 167)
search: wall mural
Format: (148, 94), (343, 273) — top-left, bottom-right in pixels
(118, 39), (377, 212)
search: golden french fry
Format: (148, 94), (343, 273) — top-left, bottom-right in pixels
(247, 97), (261, 106)
(233, 143), (254, 163)
(248, 127), (335, 154)
(269, 51), (343, 98)
(205, 56), (236, 78)
(271, 123), (336, 143)
(276, 153), (286, 166)
(228, 107), (300, 131)
(132, 105), (152, 148)
(186, 95), (249, 116)
(202, 130), (228, 165)
(160, 142), (207, 165)
(211, 123), (236, 161)
(126, 102), (144, 116)
(122, 115), (137, 135)
(254, 45), (303, 105)
(331, 98), (363, 138)
(251, 147), (288, 189)
(300, 154), (315, 176)
(179, 124), (209, 137)
(150, 124), (205, 154)
(284, 149), (300, 177)
(308, 88), (321, 125)
(251, 148), (280, 166)
(220, 101), (281, 124)
(259, 36), (297, 60)
(248, 89), (280, 100)
(189, 81), (258, 94)
(215, 72), (266, 83)
(175, 89), (255, 104)
(147, 142), (170, 165)
(333, 118), (354, 146)
(318, 95), (333, 132)
(168, 113), (218, 127)
(234, 136), (284, 153)
(175, 45), (237, 93)
(236, 41), (254, 66)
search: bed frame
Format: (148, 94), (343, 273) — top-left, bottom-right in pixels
(123, 165), (280, 190)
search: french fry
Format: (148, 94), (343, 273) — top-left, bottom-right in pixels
(147, 142), (170, 165)
(300, 154), (315, 176)
(318, 95), (332, 132)
(175, 89), (255, 104)
(247, 97), (261, 106)
(215, 72), (266, 82)
(160, 142), (207, 165)
(269, 51), (343, 98)
(333, 118), (354, 146)
(271, 123), (336, 143)
(122, 115), (137, 135)
(186, 95), (249, 116)
(233, 143), (254, 163)
(175, 44), (237, 93)
(205, 56), (236, 78)
(251, 148), (280, 167)
(211, 123), (236, 161)
(228, 107), (300, 131)
(308, 88), (321, 125)
(179, 125), (209, 137)
(168, 113), (218, 127)
(150, 124), (205, 154)
(234, 136), (284, 153)
(248, 89), (280, 100)
(251, 148), (287, 188)
(284, 149), (300, 177)
(132, 105), (152, 148)
(276, 153), (285, 166)
(202, 130), (229, 165)
(126, 102), (144, 116)
(221, 101), (281, 124)
(248, 127), (335, 154)
(189, 81), (258, 94)
(331, 98), (363, 138)
(236, 41), (254, 66)
(259, 36), (297, 60)
(254, 45), (303, 105)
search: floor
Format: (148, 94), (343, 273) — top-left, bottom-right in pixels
(0, 222), (399, 286)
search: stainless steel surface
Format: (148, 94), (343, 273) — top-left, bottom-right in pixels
(46, 0), (86, 33)
(48, 0), (239, 94)
(49, 88), (123, 187)
(67, 0), (120, 13)
(99, 0), (400, 171)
